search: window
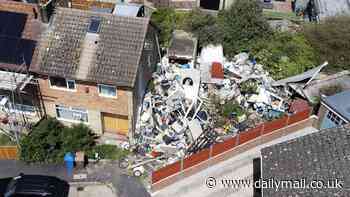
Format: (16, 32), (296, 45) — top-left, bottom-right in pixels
(88, 17), (101, 33)
(56, 105), (88, 122)
(49, 77), (76, 90)
(98, 84), (116, 97)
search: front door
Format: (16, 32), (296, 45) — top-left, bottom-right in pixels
(102, 113), (129, 135)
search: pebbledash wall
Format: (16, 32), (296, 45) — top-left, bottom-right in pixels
(152, 107), (314, 191)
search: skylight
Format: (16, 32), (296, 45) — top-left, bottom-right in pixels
(88, 17), (101, 34)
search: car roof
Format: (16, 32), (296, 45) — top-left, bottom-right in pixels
(13, 175), (63, 196)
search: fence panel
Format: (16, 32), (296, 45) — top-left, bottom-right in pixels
(262, 115), (288, 135)
(238, 125), (262, 145)
(152, 160), (181, 184)
(288, 109), (310, 125)
(183, 148), (210, 169)
(212, 136), (237, 157)
(0, 146), (18, 160)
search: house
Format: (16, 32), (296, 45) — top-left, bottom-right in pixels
(31, 8), (160, 140)
(318, 90), (350, 129)
(261, 125), (350, 196)
(0, 1), (45, 133)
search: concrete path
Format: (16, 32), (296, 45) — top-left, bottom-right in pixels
(69, 184), (116, 197)
(152, 126), (319, 197)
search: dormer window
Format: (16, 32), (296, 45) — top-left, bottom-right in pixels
(88, 17), (101, 34)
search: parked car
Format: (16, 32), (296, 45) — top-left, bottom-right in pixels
(0, 174), (69, 197)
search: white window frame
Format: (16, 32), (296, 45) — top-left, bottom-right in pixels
(98, 84), (117, 98)
(55, 105), (89, 123)
(49, 77), (76, 92)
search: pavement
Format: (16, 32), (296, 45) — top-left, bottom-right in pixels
(69, 184), (116, 197)
(0, 160), (151, 197)
(152, 126), (319, 197)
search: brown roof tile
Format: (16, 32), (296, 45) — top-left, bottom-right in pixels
(32, 7), (150, 87)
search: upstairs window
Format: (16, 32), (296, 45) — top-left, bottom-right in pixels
(88, 17), (101, 34)
(98, 84), (117, 98)
(49, 77), (76, 90)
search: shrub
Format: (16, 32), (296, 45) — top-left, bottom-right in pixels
(86, 144), (129, 160)
(20, 117), (96, 163)
(303, 16), (350, 72)
(151, 8), (176, 47)
(252, 32), (318, 80)
(217, 0), (272, 57)
(0, 134), (16, 146)
(222, 102), (245, 118)
(184, 9), (221, 47)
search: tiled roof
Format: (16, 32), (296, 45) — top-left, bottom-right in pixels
(32, 7), (150, 87)
(261, 125), (350, 197)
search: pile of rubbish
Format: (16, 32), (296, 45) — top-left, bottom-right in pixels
(135, 59), (213, 164)
(134, 47), (301, 167)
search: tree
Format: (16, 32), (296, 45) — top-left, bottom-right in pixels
(20, 118), (96, 163)
(185, 9), (221, 47)
(217, 0), (272, 57)
(303, 16), (350, 73)
(151, 8), (176, 47)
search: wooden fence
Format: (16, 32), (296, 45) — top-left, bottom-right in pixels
(0, 146), (18, 160)
(152, 107), (311, 184)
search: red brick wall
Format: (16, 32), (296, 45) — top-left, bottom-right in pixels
(39, 78), (131, 117)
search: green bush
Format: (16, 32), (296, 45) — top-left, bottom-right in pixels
(151, 8), (176, 47)
(184, 9), (221, 47)
(252, 32), (318, 80)
(222, 102), (245, 118)
(86, 144), (129, 160)
(0, 134), (16, 146)
(217, 0), (272, 57)
(20, 117), (96, 163)
(303, 16), (350, 72)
